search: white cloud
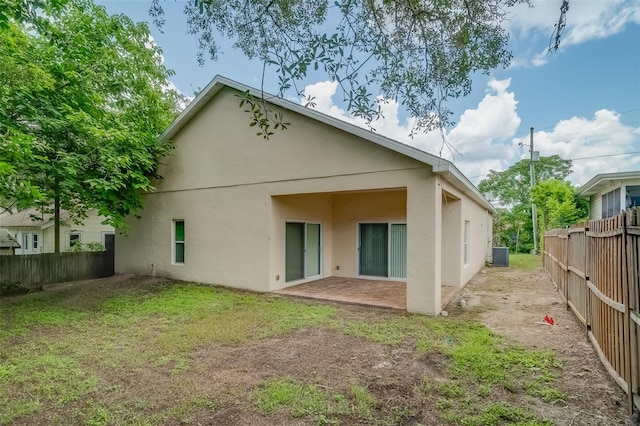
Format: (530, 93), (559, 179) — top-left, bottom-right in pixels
(145, 36), (193, 111)
(301, 79), (640, 187)
(531, 51), (548, 67)
(301, 79), (522, 182)
(507, 0), (640, 66)
(562, 1), (640, 46)
(513, 110), (640, 185)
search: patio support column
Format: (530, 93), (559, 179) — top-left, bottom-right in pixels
(406, 176), (442, 315)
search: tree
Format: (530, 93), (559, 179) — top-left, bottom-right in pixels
(478, 155), (572, 207)
(150, 0), (535, 138)
(478, 155), (573, 253)
(532, 180), (588, 230)
(0, 0), (182, 251)
(6, 1), (572, 142)
(492, 205), (534, 254)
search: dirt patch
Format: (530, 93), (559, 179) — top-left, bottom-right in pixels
(186, 326), (439, 425)
(446, 266), (632, 425)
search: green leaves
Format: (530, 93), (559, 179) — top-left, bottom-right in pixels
(236, 91), (291, 139)
(478, 155), (573, 253)
(479, 155), (572, 208)
(152, 0), (529, 135)
(0, 0), (181, 232)
(532, 180), (588, 229)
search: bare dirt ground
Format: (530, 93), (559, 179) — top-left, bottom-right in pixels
(447, 265), (633, 425)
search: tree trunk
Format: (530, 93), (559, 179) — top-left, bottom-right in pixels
(54, 193), (60, 254)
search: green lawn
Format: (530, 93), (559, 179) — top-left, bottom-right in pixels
(0, 278), (562, 425)
(509, 253), (542, 270)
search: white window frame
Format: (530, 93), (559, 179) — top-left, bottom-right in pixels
(172, 220), (185, 265)
(356, 222), (407, 281)
(32, 233), (38, 251)
(102, 232), (115, 251)
(69, 233), (81, 249)
(22, 233), (29, 254)
(464, 220), (470, 265)
(601, 187), (621, 218)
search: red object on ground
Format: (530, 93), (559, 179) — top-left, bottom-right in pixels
(543, 315), (555, 326)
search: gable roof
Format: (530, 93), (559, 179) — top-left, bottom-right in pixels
(0, 207), (70, 229)
(0, 229), (20, 249)
(160, 75), (495, 214)
(576, 170), (640, 197)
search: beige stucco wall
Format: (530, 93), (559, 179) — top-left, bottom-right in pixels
(439, 179), (492, 286)
(116, 86), (490, 315)
(441, 191), (462, 287)
(331, 190), (407, 279)
(270, 193), (334, 289)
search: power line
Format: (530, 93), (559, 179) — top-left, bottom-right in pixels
(466, 150), (640, 180)
(453, 108), (640, 146)
(571, 151), (640, 161)
(454, 120), (640, 151)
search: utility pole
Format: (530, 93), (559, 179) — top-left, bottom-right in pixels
(530, 127), (538, 254)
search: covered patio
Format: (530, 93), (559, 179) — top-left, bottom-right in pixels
(275, 277), (458, 311)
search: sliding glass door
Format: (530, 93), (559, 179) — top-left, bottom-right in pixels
(359, 223), (406, 279)
(359, 224), (388, 277)
(389, 224), (407, 278)
(285, 222), (321, 282)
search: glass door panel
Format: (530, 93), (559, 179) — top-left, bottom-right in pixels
(305, 223), (321, 277)
(285, 223), (304, 281)
(359, 223), (388, 277)
(390, 224), (407, 279)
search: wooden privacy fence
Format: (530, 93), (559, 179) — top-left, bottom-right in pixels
(0, 251), (114, 293)
(544, 207), (640, 414)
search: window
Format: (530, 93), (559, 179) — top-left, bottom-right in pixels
(32, 234), (38, 250)
(69, 233), (81, 248)
(601, 188), (621, 218)
(627, 185), (640, 209)
(358, 223), (407, 279)
(22, 234), (28, 253)
(173, 220), (185, 264)
(464, 221), (470, 265)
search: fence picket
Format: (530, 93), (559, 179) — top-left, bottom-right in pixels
(0, 251), (114, 293)
(544, 207), (639, 415)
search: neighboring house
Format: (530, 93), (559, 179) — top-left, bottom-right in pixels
(115, 75), (495, 315)
(0, 207), (115, 254)
(0, 229), (20, 255)
(577, 171), (640, 220)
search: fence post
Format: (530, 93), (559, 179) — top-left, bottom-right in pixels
(621, 213), (632, 414)
(585, 224), (591, 338)
(565, 231), (570, 310)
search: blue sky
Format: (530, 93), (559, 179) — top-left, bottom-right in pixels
(98, 0), (640, 186)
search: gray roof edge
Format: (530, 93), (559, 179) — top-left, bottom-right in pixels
(577, 170), (640, 196)
(159, 75), (494, 213)
(0, 206), (71, 229)
(434, 163), (497, 214)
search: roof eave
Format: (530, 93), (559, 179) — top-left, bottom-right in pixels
(434, 163), (497, 214)
(159, 75), (495, 214)
(577, 171), (640, 197)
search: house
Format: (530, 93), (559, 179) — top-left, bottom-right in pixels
(576, 171), (640, 220)
(0, 207), (115, 254)
(0, 229), (20, 255)
(115, 76), (495, 315)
